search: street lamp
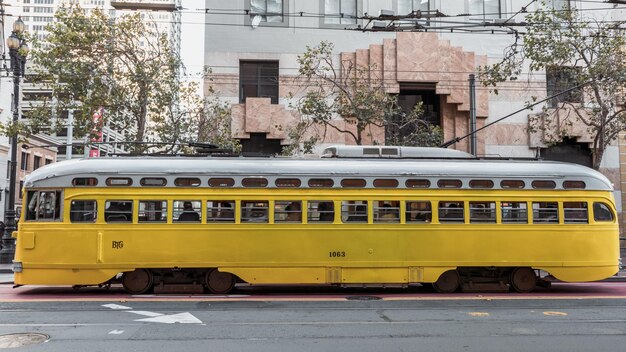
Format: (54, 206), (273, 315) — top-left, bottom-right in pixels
(0, 17), (29, 264)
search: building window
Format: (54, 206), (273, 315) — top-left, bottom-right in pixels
(239, 61), (279, 104)
(466, 0), (501, 20)
(250, 0), (284, 23)
(550, 0), (571, 10)
(33, 156), (41, 170)
(398, 0), (429, 15)
(546, 66), (583, 108)
(20, 152), (30, 171)
(324, 0), (357, 25)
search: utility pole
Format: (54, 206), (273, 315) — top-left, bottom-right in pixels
(469, 74), (477, 156)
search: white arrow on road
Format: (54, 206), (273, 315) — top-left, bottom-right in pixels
(102, 304), (203, 324)
(134, 312), (203, 324)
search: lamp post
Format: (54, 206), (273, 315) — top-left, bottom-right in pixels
(0, 17), (29, 264)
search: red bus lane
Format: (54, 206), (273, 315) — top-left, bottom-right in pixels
(2, 282), (626, 302)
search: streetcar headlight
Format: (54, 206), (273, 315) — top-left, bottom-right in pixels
(12, 261), (22, 273)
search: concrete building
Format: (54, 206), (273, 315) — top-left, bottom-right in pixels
(204, 0), (626, 223)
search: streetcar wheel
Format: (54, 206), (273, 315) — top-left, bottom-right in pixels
(122, 269), (153, 294)
(510, 267), (537, 293)
(433, 270), (460, 293)
(205, 269), (235, 294)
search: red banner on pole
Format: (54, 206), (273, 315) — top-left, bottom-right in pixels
(90, 108), (104, 157)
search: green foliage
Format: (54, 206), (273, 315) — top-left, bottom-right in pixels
(479, 2), (626, 169)
(287, 41), (440, 153)
(23, 4), (238, 155)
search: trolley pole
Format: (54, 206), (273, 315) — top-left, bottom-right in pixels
(469, 74), (477, 156)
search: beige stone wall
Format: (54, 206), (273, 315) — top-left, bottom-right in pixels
(227, 32), (488, 151)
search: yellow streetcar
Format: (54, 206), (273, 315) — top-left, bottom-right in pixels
(12, 146), (620, 294)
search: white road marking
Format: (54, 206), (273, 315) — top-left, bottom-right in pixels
(101, 303), (203, 324)
(102, 304), (132, 310)
(108, 330), (125, 335)
(127, 311), (163, 317)
(134, 312), (203, 324)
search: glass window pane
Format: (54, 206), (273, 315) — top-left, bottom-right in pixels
(469, 201), (496, 223)
(564, 202), (588, 224)
(325, 0), (340, 24)
(72, 178), (98, 186)
(138, 201), (167, 223)
(398, 0), (412, 15)
(532, 202), (559, 224)
(308, 201), (335, 223)
(501, 180), (525, 189)
(241, 201), (269, 223)
(593, 202), (614, 222)
(484, 0), (500, 19)
(275, 201), (302, 223)
(406, 201), (431, 223)
(70, 200), (97, 223)
(207, 201), (235, 222)
(340, 178), (366, 187)
(438, 201), (464, 223)
(242, 178), (268, 187)
(342, 201), (368, 223)
(105, 200), (133, 222)
(175, 178), (201, 187)
(374, 179), (398, 188)
(374, 201), (400, 223)
(173, 200), (201, 222)
(341, 0), (357, 24)
(501, 202), (528, 223)
(406, 179), (430, 188)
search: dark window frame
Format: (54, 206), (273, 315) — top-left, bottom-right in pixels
(239, 60), (279, 104)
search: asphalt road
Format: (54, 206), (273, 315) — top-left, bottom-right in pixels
(2, 297), (626, 352)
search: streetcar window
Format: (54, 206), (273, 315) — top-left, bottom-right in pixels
(437, 180), (462, 188)
(501, 202), (528, 223)
(308, 178), (334, 187)
(564, 202), (588, 224)
(532, 180), (556, 189)
(241, 201), (269, 223)
(342, 201), (368, 223)
(173, 200), (201, 222)
(469, 202), (496, 223)
(140, 178), (167, 187)
(501, 180), (525, 189)
(275, 178), (301, 187)
(563, 180), (586, 189)
(207, 201), (235, 222)
(174, 178), (201, 187)
(341, 179), (366, 188)
(593, 202), (614, 222)
(406, 201), (431, 223)
(406, 179), (430, 188)
(138, 201), (167, 223)
(242, 178), (268, 187)
(307, 201), (335, 223)
(72, 178), (98, 186)
(532, 202), (559, 224)
(106, 177), (132, 186)
(275, 201), (302, 223)
(25, 190), (63, 222)
(373, 179), (399, 188)
(105, 200), (132, 222)
(208, 178), (234, 187)
(70, 200), (96, 223)
(469, 180), (494, 189)
(374, 201), (400, 223)
(438, 201), (464, 223)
